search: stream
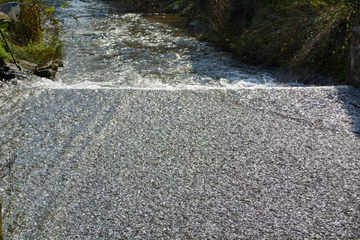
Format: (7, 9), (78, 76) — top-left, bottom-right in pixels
(1, 0), (360, 238)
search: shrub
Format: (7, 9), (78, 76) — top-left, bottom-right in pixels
(0, 0), (63, 65)
(187, 0), (358, 81)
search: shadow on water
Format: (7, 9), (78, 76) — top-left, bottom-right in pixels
(139, 14), (278, 88)
(337, 86), (360, 138)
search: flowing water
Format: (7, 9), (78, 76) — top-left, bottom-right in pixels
(29, 0), (282, 89)
(1, 0), (360, 238)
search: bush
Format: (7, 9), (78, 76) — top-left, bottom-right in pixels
(0, 0), (63, 65)
(183, 0), (358, 81)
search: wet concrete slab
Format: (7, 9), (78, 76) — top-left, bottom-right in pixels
(1, 87), (360, 239)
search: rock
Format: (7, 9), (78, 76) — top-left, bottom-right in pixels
(188, 21), (200, 31)
(57, 61), (64, 67)
(51, 63), (59, 72)
(32, 59), (63, 80)
(351, 31), (360, 46)
(4, 73), (16, 81)
(55, 59), (64, 68)
(0, 57), (5, 67)
(353, 25), (360, 35)
(17, 60), (37, 71)
(0, 63), (16, 81)
(34, 69), (56, 80)
(354, 15), (360, 26)
(37, 59), (63, 71)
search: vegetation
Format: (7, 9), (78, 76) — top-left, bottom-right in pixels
(192, 0), (358, 83)
(0, 0), (63, 66)
(117, 0), (360, 84)
(0, 0), (353, 82)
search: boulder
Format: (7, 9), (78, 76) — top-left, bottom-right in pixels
(34, 69), (56, 80)
(17, 60), (37, 71)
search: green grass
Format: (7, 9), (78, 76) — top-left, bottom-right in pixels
(14, 38), (63, 65)
(0, 0), (63, 66)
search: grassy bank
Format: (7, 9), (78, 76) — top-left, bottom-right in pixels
(114, 0), (359, 85)
(0, 0), (63, 67)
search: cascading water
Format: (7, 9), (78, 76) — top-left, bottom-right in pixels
(24, 0), (282, 89)
(1, 0), (360, 239)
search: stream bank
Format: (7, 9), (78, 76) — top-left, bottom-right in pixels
(108, 0), (359, 86)
(0, 0), (63, 83)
